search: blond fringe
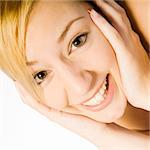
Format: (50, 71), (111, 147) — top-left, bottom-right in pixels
(0, 1), (43, 102)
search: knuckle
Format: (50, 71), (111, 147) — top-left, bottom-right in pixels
(119, 7), (126, 15)
(121, 23), (130, 34)
(132, 31), (140, 40)
(117, 8), (126, 22)
(117, 11), (129, 32)
(112, 29), (121, 40)
(118, 12), (124, 22)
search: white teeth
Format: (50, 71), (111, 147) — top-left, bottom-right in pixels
(102, 85), (106, 90)
(83, 79), (108, 106)
(95, 93), (104, 101)
(99, 88), (105, 95)
(102, 82), (107, 90)
(85, 97), (96, 105)
(104, 93), (107, 99)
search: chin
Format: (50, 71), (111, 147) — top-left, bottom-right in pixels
(103, 106), (126, 123)
(97, 98), (127, 123)
(79, 73), (128, 123)
(83, 95), (128, 123)
(88, 108), (126, 123)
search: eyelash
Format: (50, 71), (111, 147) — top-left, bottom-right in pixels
(33, 32), (88, 85)
(69, 32), (88, 54)
(33, 70), (49, 85)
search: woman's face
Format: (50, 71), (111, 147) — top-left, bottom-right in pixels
(26, 1), (127, 123)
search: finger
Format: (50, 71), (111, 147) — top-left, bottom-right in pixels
(14, 81), (94, 123)
(106, 0), (132, 28)
(14, 81), (51, 114)
(14, 81), (66, 123)
(14, 81), (100, 125)
(14, 81), (73, 123)
(49, 109), (106, 147)
(61, 106), (82, 115)
(89, 9), (125, 55)
(14, 81), (107, 146)
(106, 0), (125, 12)
(94, 0), (131, 33)
(14, 81), (105, 145)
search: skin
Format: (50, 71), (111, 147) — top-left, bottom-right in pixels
(15, 0), (150, 148)
(89, 0), (150, 129)
(125, 0), (150, 44)
(124, 2), (150, 126)
(26, 1), (127, 123)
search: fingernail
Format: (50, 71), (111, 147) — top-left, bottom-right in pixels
(90, 9), (100, 18)
(88, 8), (92, 14)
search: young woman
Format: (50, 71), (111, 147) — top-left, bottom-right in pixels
(0, 0), (149, 149)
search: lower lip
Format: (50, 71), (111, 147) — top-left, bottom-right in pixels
(82, 74), (114, 112)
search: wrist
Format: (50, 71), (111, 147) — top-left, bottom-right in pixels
(98, 123), (149, 149)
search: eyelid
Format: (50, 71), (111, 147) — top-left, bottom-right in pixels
(32, 70), (51, 85)
(32, 70), (43, 78)
(32, 69), (51, 77)
(68, 32), (88, 54)
(32, 32), (89, 84)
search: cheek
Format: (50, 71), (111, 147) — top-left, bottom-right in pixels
(94, 44), (115, 68)
(95, 28), (116, 69)
(42, 78), (68, 109)
(81, 30), (116, 71)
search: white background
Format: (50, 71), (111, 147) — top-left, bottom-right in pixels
(0, 71), (98, 150)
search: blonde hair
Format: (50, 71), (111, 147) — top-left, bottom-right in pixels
(0, 0), (42, 101)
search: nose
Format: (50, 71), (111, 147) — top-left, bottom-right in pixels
(55, 60), (94, 105)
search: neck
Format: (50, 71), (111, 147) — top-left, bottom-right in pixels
(114, 102), (149, 130)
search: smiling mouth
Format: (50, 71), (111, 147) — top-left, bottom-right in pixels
(81, 74), (114, 111)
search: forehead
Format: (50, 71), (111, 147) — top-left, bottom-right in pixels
(26, 1), (90, 60)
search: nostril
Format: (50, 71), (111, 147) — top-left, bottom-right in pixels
(71, 71), (96, 96)
(81, 71), (97, 91)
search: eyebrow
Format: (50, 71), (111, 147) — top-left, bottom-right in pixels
(26, 60), (38, 66)
(26, 16), (85, 66)
(58, 16), (85, 42)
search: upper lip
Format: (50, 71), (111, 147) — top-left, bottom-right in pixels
(80, 74), (108, 105)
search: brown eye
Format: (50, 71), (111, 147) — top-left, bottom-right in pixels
(33, 71), (48, 85)
(70, 33), (88, 52)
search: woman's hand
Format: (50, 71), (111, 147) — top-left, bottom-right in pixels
(89, 0), (150, 111)
(14, 81), (106, 148)
(14, 81), (149, 149)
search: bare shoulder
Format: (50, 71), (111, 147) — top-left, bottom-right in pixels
(115, 103), (149, 131)
(136, 130), (150, 136)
